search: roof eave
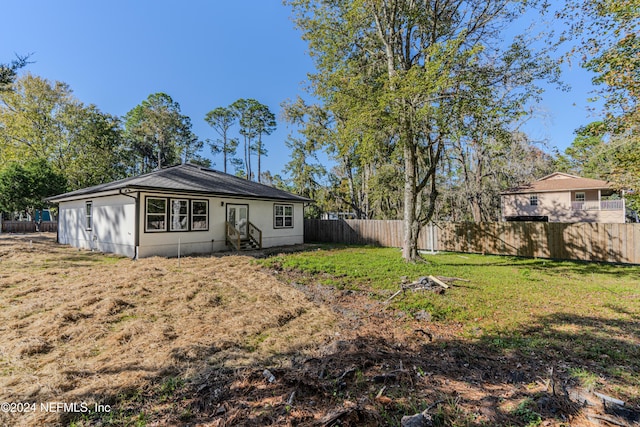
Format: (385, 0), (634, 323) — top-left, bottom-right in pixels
(46, 188), (126, 203)
(49, 184), (312, 204)
(501, 186), (616, 195)
(130, 185), (311, 202)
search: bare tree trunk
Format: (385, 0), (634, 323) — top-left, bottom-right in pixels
(243, 135), (249, 179)
(257, 135), (262, 183)
(402, 141), (419, 260)
(247, 136), (252, 180)
(344, 155), (364, 218)
(363, 163), (371, 218)
(222, 134), (228, 174)
(223, 145), (227, 173)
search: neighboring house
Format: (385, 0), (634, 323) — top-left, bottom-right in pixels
(501, 172), (626, 223)
(47, 163), (311, 258)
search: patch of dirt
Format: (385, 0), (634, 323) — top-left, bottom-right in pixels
(185, 264), (636, 426)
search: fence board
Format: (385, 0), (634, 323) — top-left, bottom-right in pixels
(635, 225), (640, 264)
(304, 219), (640, 264)
(1, 221), (57, 233)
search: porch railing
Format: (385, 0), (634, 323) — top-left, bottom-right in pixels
(226, 222), (263, 250)
(601, 199), (625, 210)
(571, 200), (625, 211)
(248, 222), (262, 249)
(225, 221), (242, 251)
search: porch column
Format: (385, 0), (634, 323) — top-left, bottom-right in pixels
(598, 190), (601, 210)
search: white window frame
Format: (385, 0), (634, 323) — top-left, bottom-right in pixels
(575, 192), (585, 202)
(274, 203), (294, 229)
(191, 200), (209, 231)
(85, 201), (93, 230)
(170, 199), (189, 231)
(529, 194), (538, 206)
(145, 197), (167, 232)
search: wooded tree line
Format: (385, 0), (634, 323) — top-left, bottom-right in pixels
(0, 65), (278, 217)
(205, 98), (276, 182)
(1, 0), (637, 262)
(284, 0), (639, 260)
(281, 97), (557, 223)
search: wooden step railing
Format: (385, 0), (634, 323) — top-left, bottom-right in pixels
(226, 222), (262, 250)
(225, 221), (242, 251)
(248, 222), (262, 249)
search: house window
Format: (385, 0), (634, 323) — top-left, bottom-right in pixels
(191, 200), (208, 230)
(529, 195), (538, 206)
(575, 192), (585, 202)
(146, 197), (167, 232)
(170, 199), (189, 231)
(145, 197), (210, 233)
(85, 201), (92, 230)
(274, 204), (293, 228)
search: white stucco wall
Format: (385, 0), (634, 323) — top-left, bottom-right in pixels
(136, 192), (305, 258)
(57, 191), (305, 258)
(58, 194), (136, 257)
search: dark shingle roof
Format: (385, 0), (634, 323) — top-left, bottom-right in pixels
(48, 163), (311, 203)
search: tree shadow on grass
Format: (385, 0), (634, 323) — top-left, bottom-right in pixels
(503, 312), (640, 394)
(605, 302), (640, 320)
(262, 243), (640, 282)
(201, 311), (639, 426)
(55, 309), (640, 427)
(431, 255), (640, 281)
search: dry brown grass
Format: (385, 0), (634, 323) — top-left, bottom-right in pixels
(0, 234), (336, 426)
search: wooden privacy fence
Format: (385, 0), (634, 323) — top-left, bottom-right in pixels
(304, 219), (438, 251)
(438, 222), (640, 264)
(1, 221), (57, 233)
(304, 219), (640, 264)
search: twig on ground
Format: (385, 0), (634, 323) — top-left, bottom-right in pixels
(384, 289), (404, 304)
(414, 329), (433, 341)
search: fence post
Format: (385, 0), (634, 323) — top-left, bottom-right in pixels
(429, 222), (436, 254)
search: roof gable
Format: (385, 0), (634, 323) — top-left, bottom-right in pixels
(538, 172), (582, 181)
(48, 163), (312, 203)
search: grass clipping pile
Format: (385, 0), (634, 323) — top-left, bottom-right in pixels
(0, 235), (335, 426)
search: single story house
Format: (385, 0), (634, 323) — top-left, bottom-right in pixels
(501, 172), (626, 223)
(47, 163), (311, 258)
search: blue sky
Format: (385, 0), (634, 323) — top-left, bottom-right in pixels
(1, 1), (601, 178)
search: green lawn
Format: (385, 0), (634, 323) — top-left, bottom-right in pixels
(261, 245), (640, 404)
